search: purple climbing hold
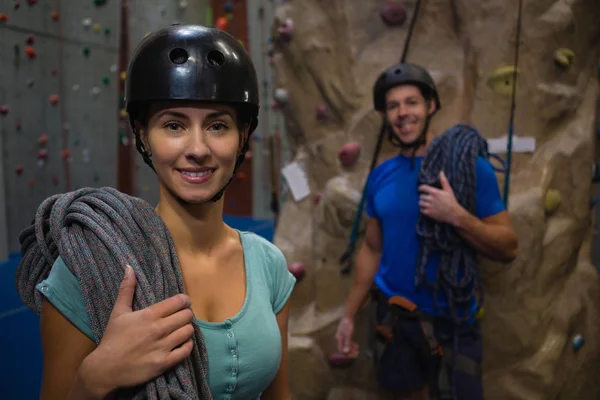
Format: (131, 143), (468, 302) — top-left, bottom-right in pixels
(380, 1), (407, 26)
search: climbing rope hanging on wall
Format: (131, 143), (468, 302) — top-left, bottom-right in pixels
(339, 0), (422, 274)
(502, 0), (524, 207)
(54, 0), (71, 191)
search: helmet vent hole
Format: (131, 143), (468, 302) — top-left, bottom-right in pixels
(394, 68), (402, 74)
(207, 50), (225, 67)
(169, 48), (189, 64)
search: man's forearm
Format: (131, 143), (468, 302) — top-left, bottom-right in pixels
(451, 206), (518, 263)
(343, 245), (381, 319)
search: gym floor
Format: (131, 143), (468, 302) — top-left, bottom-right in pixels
(0, 216), (274, 399)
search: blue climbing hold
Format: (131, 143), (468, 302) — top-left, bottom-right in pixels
(572, 334), (584, 352)
(224, 1), (234, 12)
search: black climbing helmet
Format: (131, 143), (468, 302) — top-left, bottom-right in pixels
(373, 63), (441, 113)
(124, 24), (260, 201)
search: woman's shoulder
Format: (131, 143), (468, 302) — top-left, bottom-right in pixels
(238, 230), (286, 264)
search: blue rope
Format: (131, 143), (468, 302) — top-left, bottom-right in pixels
(415, 123), (489, 324)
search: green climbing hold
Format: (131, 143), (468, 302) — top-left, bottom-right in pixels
(94, 0), (107, 6)
(83, 47), (90, 57)
(73, 138), (80, 146)
(119, 96), (125, 107)
(102, 76), (110, 86)
(93, 173), (100, 183)
(104, 27), (111, 35)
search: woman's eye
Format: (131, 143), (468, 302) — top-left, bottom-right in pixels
(165, 122), (182, 131)
(209, 122), (229, 132)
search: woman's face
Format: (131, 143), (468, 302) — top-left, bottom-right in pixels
(138, 102), (246, 204)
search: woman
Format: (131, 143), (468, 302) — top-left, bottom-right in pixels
(33, 24), (295, 399)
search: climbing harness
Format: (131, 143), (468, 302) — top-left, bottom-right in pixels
(339, 0), (422, 274)
(371, 288), (481, 399)
(502, 0), (524, 206)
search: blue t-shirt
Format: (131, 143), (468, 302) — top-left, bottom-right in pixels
(365, 154), (505, 317)
(35, 230), (296, 400)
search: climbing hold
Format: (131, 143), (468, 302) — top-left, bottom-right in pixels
(25, 35), (35, 45)
(82, 148), (90, 163)
(288, 262), (306, 282)
(120, 108), (127, 119)
(554, 48), (574, 69)
(120, 71), (126, 81)
(28, 178), (35, 187)
(225, 1), (234, 12)
(313, 192), (322, 205)
(61, 149), (71, 160)
(178, 0), (188, 9)
(93, 23), (102, 33)
(102, 76), (110, 86)
(37, 149), (48, 160)
(328, 343), (359, 367)
(544, 189), (561, 213)
(82, 17), (92, 27)
(380, 1), (407, 26)
(50, 11), (59, 21)
(476, 306), (485, 320)
(91, 86), (101, 96)
(73, 137), (80, 146)
(72, 84), (80, 92)
(49, 94), (59, 105)
(216, 16), (228, 30)
(38, 134), (48, 145)
(93, 0), (107, 5)
(0, 13), (8, 22)
(82, 47), (90, 57)
(15, 164), (23, 175)
(277, 18), (294, 42)
(27, 0), (38, 4)
(51, 68), (57, 76)
(104, 27), (111, 35)
(27, 78), (35, 88)
(273, 88), (289, 105)
(316, 104), (330, 121)
(24, 46), (37, 59)
(338, 142), (362, 168)
(0, 105), (9, 116)
(52, 176), (59, 186)
(14, 2), (20, 10)
(15, 122), (21, 131)
(486, 66), (519, 96)
(572, 334), (584, 352)
(592, 163), (600, 183)
(244, 151), (253, 160)
(109, 64), (117, 73)
(93, 173), (100, 183)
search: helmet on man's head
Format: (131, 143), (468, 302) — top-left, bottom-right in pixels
(124, 24), (260, 201)
(372, 63), (441, 113)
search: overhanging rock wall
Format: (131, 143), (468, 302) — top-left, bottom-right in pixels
(269, 0), (600, 398)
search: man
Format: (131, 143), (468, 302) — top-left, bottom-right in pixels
(335, 63), (518, 400)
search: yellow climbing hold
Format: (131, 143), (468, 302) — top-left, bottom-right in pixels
(120, 71), (126, 81)
(93, 23), (102, 32)
(120, 108), (127, 119)
(486, 65), (520, 96)
(476, 307), (485, 320)
(545, 189), (561, 213)
(554, 48), (575, 68)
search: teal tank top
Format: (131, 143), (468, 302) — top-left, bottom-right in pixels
(35, 230), (296, 400)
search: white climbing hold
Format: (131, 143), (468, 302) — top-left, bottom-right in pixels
(91, 86), (101, 96)
(273, 88), (289, 105)
(82, 148), (90, 163)
(178, 0), (188, 9)
(82, 17), (92, 28)
(72, 84), (80, 92)
(109, 64), (117, 73)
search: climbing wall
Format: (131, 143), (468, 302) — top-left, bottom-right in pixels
(269, 0), (600, 399)
(0, 0), (211, 259)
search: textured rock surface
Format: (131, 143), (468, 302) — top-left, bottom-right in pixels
(270, 0), (600, 399)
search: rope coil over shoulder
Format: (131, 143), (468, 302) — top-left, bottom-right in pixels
(416, 123), (490, 324)
(14, 187), (212, 400)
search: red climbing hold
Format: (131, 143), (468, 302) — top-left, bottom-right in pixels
(14, 2), (21, 10)
(27, 0), (38, 4)
(313, 192), (322, 205)
(288, 262), (306, 282)
(26, 35), (35, 45)
(338, 142), (361, 167)
(15, 165), (24, 175)
(24, 46), (36, 59)
(37, 149), (48, 160)
(277, 18), (294, 42)
(51, 68), (57, 76)
(0, 105), (9, 116)
(50, 11), (59, 21)
(0, 13), (8, 22)
(380, 1), (407, 26)
(316, 104), (330, 121)
(61, 149), (71, 159)
(49, 94), (59, 105)
(38, 134), (48, 145)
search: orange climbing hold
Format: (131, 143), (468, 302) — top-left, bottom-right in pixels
(216, 16), (228, 30)
(61, 149), (71, 159)
(0, 13), (8, 22)
(24, 46), (37, 58)
(50, 11), (59, 21)
(338, 142), (361, 167)
(38, 134), (48, 145)
(49, 94), (59, 105)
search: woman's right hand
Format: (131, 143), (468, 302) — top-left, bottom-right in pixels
(335, 315), (355, 355)
(78, 265), (195, 398)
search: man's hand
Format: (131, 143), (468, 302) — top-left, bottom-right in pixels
(418, 171), (464, 225)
